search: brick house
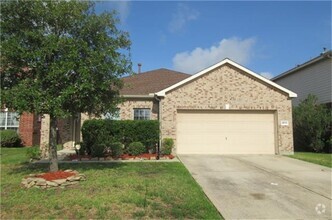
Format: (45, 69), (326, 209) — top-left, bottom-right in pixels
(40, 59), (297, 155)
(0, 110), (41, 146)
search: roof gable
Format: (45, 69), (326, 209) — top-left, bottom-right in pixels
(155, 59), (297, 98)
(272, 50), (331, 81)
(120, 68), (190, 96)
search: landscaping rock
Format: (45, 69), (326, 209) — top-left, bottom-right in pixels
(26, 181), (35, 188)
(64, 169), (73, 172)
(67, 176), (81, 181)
(21, 170), (86, 189)
(34, 178), (46, 183)
(46, 181), (59, 187)
(52, 179), (67, 184)
(36, 182), (47, 186)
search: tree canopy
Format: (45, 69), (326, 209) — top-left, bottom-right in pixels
(1, 0), (131, 117)
(293, 94), (331, 152)
(1, 0), (132, 171)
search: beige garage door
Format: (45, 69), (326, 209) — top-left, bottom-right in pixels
(177, 110), (276, 154)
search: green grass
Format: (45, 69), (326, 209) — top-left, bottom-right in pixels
(288, 152), (332, 168)
(1, 147), (222, 219)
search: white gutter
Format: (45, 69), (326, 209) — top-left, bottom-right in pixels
(121, 94), (155, 99)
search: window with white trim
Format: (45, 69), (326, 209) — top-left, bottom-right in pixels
(102, 108), (120, 120)
(0, 111), (19, 130)
(134, 108), (150, 120)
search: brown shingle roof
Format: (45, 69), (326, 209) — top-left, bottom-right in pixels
(120, 68), (190, 95)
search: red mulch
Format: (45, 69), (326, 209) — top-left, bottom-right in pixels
(36, 171), (75, 181)
(168, 155), (175, 159)
(67, 153), (174, 161)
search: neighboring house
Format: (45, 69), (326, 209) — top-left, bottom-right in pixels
(0, 109), (40, 146)
(272, 50), (332, 106)
(40, 59), (297, 155)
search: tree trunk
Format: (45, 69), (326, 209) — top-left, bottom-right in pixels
(49, 115), (59, 172)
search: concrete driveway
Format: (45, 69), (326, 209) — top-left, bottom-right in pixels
(179, 155), (332, 219)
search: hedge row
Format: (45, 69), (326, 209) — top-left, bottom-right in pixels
(0, 130), (22, 147)
(81, 119), (160, 154)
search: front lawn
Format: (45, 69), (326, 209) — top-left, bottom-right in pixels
(288, 152), (332, 168)
(1, 147), (222, 219)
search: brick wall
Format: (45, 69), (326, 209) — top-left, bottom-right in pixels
(40, 114), (83, 158)
(19, 113), (41, 146)
(161, 64), (294, 154)
(118, 98), (158, 120)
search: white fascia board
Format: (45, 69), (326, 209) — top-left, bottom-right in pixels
(121, 94), (154, 99)
(155, 58), (297, 98)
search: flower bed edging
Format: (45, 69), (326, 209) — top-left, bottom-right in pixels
(65, 153), (175, 161)
(21, 169), (86, 189)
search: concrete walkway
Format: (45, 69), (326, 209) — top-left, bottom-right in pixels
(179, 155), (332, 219)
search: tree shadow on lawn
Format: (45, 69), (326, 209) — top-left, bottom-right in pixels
(8, 162), (128, 176)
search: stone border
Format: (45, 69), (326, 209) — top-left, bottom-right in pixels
(21, 169), (86, 189)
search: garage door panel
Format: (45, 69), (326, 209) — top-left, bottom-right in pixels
(177, 111), (275, 154)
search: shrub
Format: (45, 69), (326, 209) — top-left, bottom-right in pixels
(26, 146), (41, 160)
(110, 142), (123, 158)
(0, 130), (22, 147)
(81, 119), (105, 155)
(147, 144), (157, 153)
(90, 131), (112, 158)
(78, 142), (88, 155)
(293, 94), (331, 152)
(128, 142), (145, 156)
(91, 144), (106, 158)
(162, 138), (174, 155)
(81, 120), (159, 155)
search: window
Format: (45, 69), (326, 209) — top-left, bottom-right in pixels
(102, 108), (120, 120)
(134, 108), (150, 120)
(0, 111), (19, 130)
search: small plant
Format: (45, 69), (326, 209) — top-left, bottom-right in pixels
(162, 138), (174, 155)
(128, 142), (145, 156)
(26, 146), (41, 160)
(110, 142), (123, 158)
(0, 130), (22, 147)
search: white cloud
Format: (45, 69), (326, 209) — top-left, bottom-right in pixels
(260, 72), (274, 79)
(172, 37), (256, 74)
(104, 1), (131, 24)
(168, 3), (199, 33)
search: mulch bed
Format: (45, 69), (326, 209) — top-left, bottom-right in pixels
(36, 170), (76, 181)
(21, 169), (86, 189)
(65, 153), (175, 161)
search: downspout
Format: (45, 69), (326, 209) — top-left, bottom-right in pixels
(154, 95), (162, 160)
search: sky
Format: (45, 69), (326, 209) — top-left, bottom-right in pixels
(95, 1), (331, 79)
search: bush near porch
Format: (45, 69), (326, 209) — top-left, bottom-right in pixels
(81, 120), (160, 156)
